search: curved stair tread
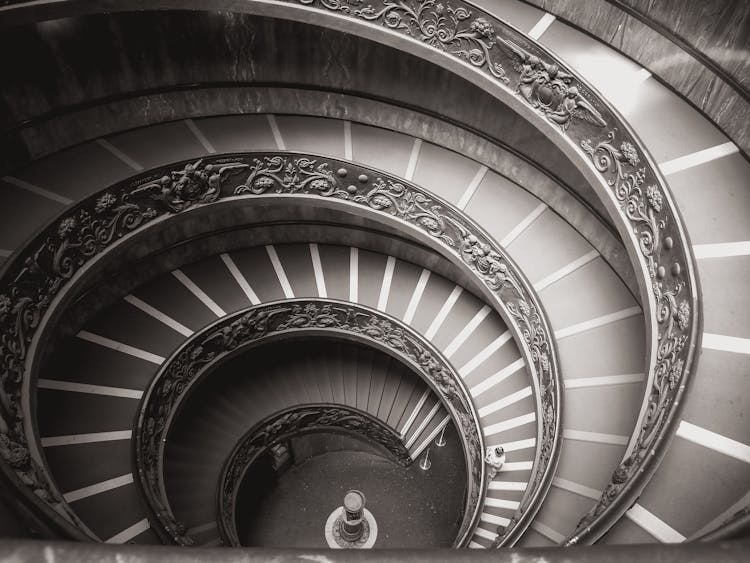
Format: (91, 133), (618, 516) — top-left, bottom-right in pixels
(5, 141), (136, 204)
(103, 121), (210, 174)
(0, 179), (67, 259)
(274, 115), (347, 160)
(178, 254), (258, 315)
(131, 272), (220, 331)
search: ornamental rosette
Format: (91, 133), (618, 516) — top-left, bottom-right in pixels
(668, 358), (684, 390)
(57, 216), (77, 238)
(95, 192), (117, 214)
(0, 294), (10, 316)
(310, 178), (331, 191)
(518, 300), (531, 317)
(646, 185), (663, 212)
(540, 353), (550, 374)
(676, 300), (690, 331)
(612, 465), (629, 484)
(253, 176), (274, 191)
(189, 345), (203, 360)
(0, 435), (29, 469)
(620, 142), (640, 166)
(7, 445), (29, 469)
(370, 194), (392, 209)
(471, 18), (495, 38)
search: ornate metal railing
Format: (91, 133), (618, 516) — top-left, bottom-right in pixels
(217, 403), (412, 547)
(134, 299), (483, 546)
(0, 151), (561, 545)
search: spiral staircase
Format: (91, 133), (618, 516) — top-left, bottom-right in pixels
(0, 0), (747, 560)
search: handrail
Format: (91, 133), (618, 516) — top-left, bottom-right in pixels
(134, 300), (482, 547)
(217, 403), (412, 547)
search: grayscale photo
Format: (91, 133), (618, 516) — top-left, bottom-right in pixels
(0, 0), (747, 561)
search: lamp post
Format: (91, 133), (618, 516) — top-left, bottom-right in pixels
(340, 490), (366, 542)
(325, 489), (377, 548)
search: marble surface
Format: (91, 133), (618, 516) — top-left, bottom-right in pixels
(0, 11), (588, 194)
(620, 0), (750, 91)
(526, 0), (750, 155)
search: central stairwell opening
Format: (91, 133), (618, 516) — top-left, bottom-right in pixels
(165, 336), (467, 548)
